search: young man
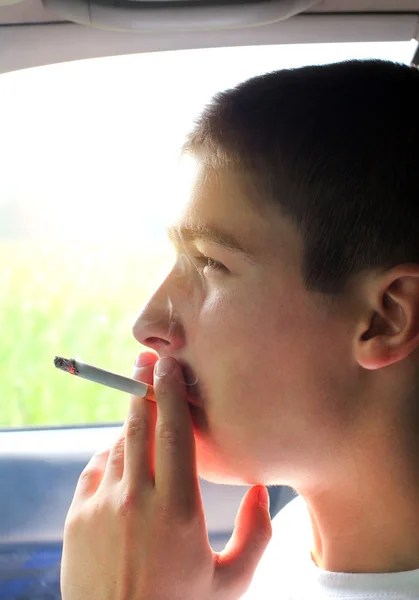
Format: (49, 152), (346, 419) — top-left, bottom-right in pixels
(60, 60), (419, 599)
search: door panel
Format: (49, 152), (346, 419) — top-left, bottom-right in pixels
(0, 425), (291, 599)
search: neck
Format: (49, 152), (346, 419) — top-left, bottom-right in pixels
(299, 429), (419, 574)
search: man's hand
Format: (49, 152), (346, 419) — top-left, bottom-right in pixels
(60, 352), (272, 600)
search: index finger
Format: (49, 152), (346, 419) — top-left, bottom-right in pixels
(122, 353), (159, 487)
(153, 357), (200, 510)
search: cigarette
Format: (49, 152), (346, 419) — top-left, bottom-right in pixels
(53, 356), (155, 402)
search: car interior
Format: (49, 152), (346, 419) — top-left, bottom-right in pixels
(1, 0), (418, 598)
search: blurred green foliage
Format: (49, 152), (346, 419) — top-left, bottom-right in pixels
(0, 240), (173, 427)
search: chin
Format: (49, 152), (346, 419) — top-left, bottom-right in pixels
(194, 436), (255, 486)
(198, 470), (251, 485)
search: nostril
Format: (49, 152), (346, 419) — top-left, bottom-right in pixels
(145, 337), (170, 346)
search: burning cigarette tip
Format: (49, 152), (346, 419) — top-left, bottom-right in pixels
(54, 356), (79, 375)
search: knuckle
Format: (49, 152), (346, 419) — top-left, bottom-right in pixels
(156, 423), (181, 452)
(64, 505), (79, 528)
(95, 447), (111, 458)
(125, 414), (149, 440)
(64, 497), (108, 535)
(157, 497), (184, 525)
(116, 487), (138, 517)
(158, 503), (175, 525)
(64, 504), (87, 534)
(64, 513), (80, 537)
(78, 468), (93, 486)
(79, 464), (100, 486)
(163, 504), (197, 531)
(104, 439), (125, 472)
(78, 449), (109, 482)
(111, 435), (125, 459)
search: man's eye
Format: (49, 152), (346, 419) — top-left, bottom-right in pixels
(193, 255), (228, 274)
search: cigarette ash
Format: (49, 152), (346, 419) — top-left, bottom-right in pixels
(54, 356), (79, 375)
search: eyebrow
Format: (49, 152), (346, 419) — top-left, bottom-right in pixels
(167, 223), (256, 263)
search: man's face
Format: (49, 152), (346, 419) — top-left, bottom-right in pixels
(133, 159), (360, 487)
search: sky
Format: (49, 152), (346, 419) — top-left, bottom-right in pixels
(0, 40), (416, 244)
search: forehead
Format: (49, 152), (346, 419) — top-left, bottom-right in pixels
(174, 156), (301, 263)
(187, 163), (255, 226)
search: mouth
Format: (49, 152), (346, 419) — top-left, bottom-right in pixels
(180, 363), (202, 409)
(152, 355), (203, 410)
(179, 364), (208, 431)
(185, 387), (202, 409)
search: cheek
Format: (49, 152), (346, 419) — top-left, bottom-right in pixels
(190, 285), (354, 484)
(196, 286), (270, 365)
(195, 283), (318, 420)
(195, 283), (303, 370)
(191, 287), (288, 480)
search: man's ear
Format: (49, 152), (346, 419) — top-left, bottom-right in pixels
(356, 264), (419, 370)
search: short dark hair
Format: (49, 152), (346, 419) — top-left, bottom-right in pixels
(183, 60), (419, 294)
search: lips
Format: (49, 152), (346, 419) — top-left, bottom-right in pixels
(185, 386), (201, 408)
(180, 363), (202, 409)
(186, 394), (201, 408)
(179, 364), (208, 430)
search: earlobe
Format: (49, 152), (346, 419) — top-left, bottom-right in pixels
(357, 330), (402, 370)
(356, 268), (419, 371)
(357, 309), (402, 370)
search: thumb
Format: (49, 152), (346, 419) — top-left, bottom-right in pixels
(215, 485), (272, 597)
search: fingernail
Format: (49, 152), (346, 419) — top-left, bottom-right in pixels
(135, 353), (154, 367)
(258, 486), (270, 510)
(155, 357), (174, 378)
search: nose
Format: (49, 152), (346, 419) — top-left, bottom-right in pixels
(132, 283), (186, 355)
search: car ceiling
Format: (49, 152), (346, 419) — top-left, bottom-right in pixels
(0, 0), (418, 74)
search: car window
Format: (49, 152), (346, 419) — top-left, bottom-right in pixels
(0, 40), (416, 428)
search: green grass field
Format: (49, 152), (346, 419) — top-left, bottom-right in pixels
(0, 239), (173, 428)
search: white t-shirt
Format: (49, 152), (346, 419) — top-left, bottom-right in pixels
(242, 495), (419, 600)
